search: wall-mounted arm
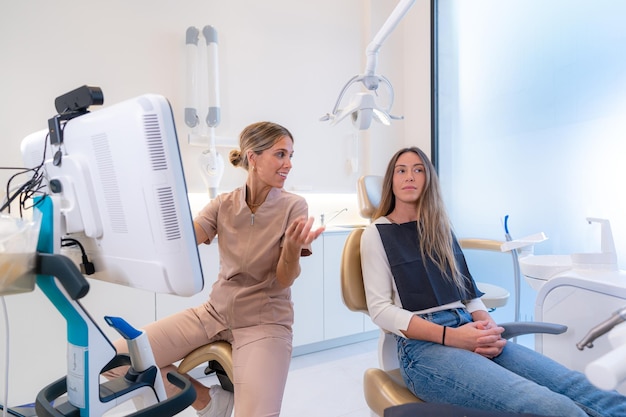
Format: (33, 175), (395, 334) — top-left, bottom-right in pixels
(185, 27), (200, 129)
(363, 0), (416, 88)
(321, 0), (414, 129)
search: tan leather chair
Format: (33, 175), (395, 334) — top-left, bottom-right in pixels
(343, 175), (566, 416)
(178, 341), (234, 393)
(341, 228), (423, 416)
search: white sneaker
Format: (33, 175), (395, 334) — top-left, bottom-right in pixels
(197, 385), (234, 417)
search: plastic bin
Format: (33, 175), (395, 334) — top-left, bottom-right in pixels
(0, 214), (40, 296)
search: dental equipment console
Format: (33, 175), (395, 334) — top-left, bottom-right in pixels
(576, 306), (626, 391)
(518, 217), (626, 392)
(577, 306), (626, 351)
(18, 87), (204, 416)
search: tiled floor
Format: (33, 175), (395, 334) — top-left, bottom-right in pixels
(106, 337), (378, 417)
(281, 338), (377, 417)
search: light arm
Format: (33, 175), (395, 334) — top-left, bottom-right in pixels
(321, 0), (413, 129)
(364, 0), (416, 84)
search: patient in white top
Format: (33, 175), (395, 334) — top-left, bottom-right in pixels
(360, 146), (626, 416)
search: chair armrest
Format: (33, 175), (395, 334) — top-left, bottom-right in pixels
(500, 322), (567, 340)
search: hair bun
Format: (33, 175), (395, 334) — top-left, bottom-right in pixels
(229, 149), (242, 167)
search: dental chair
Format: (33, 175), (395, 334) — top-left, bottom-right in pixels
(343, 175), (567, 416)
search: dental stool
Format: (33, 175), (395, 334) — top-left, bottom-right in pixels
(178, 341), (234, 393)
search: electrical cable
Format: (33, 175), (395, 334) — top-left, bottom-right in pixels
(1, 169), (44, 216)
(61, 238), (95, 275)
(1, 131), (50, 217)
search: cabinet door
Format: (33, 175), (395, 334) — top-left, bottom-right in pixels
(292, 239), (324, 347)
(323, 232), (364, 340)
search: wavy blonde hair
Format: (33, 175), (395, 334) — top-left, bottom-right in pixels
(373, 147), (468, 290)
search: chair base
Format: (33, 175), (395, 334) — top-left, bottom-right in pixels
(178, 341), (234, 392)
(384, 402), (553, 417)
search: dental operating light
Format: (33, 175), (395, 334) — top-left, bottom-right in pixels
(321, 0), (415, 130)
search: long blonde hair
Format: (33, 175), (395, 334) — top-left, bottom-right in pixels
(373, 147), (467, 290)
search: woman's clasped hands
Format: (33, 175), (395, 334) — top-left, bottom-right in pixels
(448, 320), (507, 359)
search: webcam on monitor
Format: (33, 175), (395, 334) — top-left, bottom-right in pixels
(48, 85), (104, 146)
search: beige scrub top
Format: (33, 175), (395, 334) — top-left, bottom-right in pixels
(194, 186), (312, 333)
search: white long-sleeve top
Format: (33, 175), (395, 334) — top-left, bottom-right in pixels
(361, 217), (487, 337)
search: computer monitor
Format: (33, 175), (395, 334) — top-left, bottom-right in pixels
(20, 93), (204, 296)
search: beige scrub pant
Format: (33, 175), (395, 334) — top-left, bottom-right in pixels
(103, 305), (293, 417)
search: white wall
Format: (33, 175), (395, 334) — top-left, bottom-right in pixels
(0, 0), (431, 197)
(0, 0), (432, 407)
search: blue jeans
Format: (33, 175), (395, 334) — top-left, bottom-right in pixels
(396, 308), (626, 417)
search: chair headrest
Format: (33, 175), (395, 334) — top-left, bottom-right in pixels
(357, 175), (383, 220)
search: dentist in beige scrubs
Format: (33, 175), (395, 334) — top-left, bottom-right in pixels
(106, 121), (325, 417)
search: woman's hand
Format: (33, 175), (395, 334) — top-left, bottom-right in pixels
(472, 320), (507, 358)
(468, 310), (506, 358)
(285, 216), (325, 249)
(403, 314), (504, 359)
(446, 321), (506, 359)
(277, 216), (325, 288)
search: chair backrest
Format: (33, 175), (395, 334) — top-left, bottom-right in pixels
(341, 227), (402, 372)
(341, 174), (382, 314)
(344, 176), (398, 371)
(340, 228), (367, 314)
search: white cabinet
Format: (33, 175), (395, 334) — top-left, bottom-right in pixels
(322, 232), (365, 340)
(291, 239), (324, 347)
(292, 230), (376, 352)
